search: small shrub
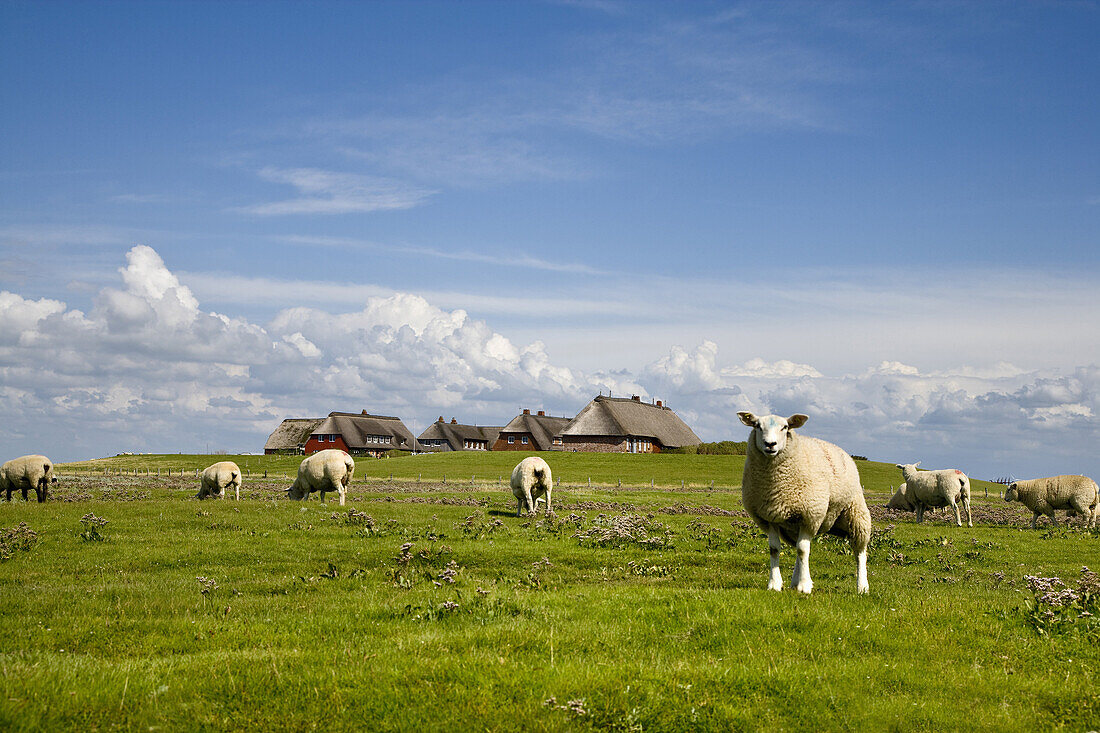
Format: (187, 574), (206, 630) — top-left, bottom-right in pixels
(1023, 567), (1100, 638)
(573, 513), (674, 550)
(0, 522), (38, 561)
(79, 513), (109, 542)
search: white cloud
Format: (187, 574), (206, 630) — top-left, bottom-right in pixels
(237, 167), (436, 215)
(1, 246), (1098, 482)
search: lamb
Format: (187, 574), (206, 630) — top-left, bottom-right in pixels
(287, 449), (354, 506)
(738, 412), (871, 594)
(510, 456), (553, 517)
(894, 463), (973, 527)
(1, 454), (56, 503)
(1004, 475), (1098, 529)
(197, 461), (242, 501)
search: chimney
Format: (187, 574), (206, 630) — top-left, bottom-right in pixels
(523, 408), (530, 415)
(632, 395), (641, 402)
(656, 400), (663, 408)
(451, 417), (458, 424)
(362, 410), (369, 415)
(438, 416), (444, 422)
(537, 410), (545, 417)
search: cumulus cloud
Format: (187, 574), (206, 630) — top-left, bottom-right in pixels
(1, 246), (1097, 481)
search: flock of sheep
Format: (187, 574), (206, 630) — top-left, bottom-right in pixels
(3, 413), (1097, 597)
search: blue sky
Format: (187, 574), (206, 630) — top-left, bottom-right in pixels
(2, 1), (1099, 480)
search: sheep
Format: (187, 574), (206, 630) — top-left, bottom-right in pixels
(287, 449), (354, 506)
(510, 456), (553, 517)
(894, 463), (973, 527)
(886, 484), (914, 511)
(1004, 475), (1098, 529)
(197, 461), (242, 501)
(1, 454), (55, 503)
(737, 412), (871, 594)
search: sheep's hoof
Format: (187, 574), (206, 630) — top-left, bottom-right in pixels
(796, 581), (813, 594)
(857, 584), (869, 594)
(767, 580), (783, 592)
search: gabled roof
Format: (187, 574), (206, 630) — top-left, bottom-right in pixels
(312, 411), (420, 451)
(498, 412), (572, 451)
(558, 395), (701, 448)
(265, 418), (325, 451)
(418, 419), (502, 450)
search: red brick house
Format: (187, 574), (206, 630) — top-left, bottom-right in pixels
(555, 395), (701, 453)
(493, 409), (571, 451)
(304, 411), (420, 457)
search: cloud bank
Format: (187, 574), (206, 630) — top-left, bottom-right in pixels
(1, 246), (1097, 480)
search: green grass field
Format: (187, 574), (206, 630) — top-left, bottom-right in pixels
(1, 453), (1097, 731)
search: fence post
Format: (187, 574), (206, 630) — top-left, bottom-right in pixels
(618, 478), (621, 488)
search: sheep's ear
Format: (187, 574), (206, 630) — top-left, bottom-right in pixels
(914, 460), (921, 468)
(786, 414), (808, 429)
(737, 412), (758, 427)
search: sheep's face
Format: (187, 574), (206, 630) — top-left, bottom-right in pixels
(1004, 483), (1018, 502)
(738, 412), (808, 457)
(895, 462), (921, 479)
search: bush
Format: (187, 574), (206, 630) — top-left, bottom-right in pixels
(667, 441), (747, 455)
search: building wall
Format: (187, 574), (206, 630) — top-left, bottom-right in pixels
(304, 436), (349, 454)
(560, 435), (663, 453)
(493, 433), (537, 450)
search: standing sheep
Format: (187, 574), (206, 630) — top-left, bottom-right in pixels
(1004, 475), (1098, 529)
(197, 461), (242, 501)
(894, 463), (972, 527)
(738, 412), (871, 595)
(1, 454), (55, 503)
(510, 456), (552, 517)
(287, 449), (354, 506)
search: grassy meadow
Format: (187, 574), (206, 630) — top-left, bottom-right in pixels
(0, 452), (1097, 731)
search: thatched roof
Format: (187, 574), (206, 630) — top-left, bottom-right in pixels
(312, 411), (420, 451)
(264, 417), (325, 451)
(558, 395), (701, 448)
(498, 411), (571, 451)
(418, 418), (501, 451)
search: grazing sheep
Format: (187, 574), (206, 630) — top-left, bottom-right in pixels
(1004, 475), (1098, 529)
(738, 412), (871, 594)
(197, 461), (242, 501)
(287, 449), (354, 506)
(886, 484), (914, 511)
(510, 456), (553, 517)
(1, 454), (55, 503)
(894, 463), (973, 527)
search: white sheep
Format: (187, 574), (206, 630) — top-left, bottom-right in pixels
(1004, 475), (1098, 529)
(886, 484), (914, 511)
(738, 412), (871, 594)
(287, 449), (354, 506)
(510, 456), (553, 517)
(197, 461), (242, 501)
(1, 454), (56, 503)
(894, 462), (972, 527)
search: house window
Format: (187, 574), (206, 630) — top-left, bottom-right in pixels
(553, 437), (562, 445)
(521, 436), (528, 445)
(507, 436), (515, 444)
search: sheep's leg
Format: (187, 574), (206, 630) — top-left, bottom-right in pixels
(4, 486), (10, 501)
(524, 486), (535, 517)
(794, 528), (814, 594)
(235, 484), (240, 501)
(855, 547), (869, 594)
(1048, 512), (1058, 528)
(766, 528), (783, 591)
(21, 484), (29, 501)
(962, 496), (972, 527)
(516, 497), (523, 517)
(1030, 512), (1039, 529)
(338, 487), (346, 507)
(544, 488), (552, 515)
(35, 480), (47, 503)
(948, 496), (962, 527)
(915, 505), (925, 523)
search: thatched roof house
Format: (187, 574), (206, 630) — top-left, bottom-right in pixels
(305, 411), (420, 457)
(493, 409), (571, 451)
(264, 417), (326, 454)
(418, 417), (501, 452)
(556, 395), (701, 453)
